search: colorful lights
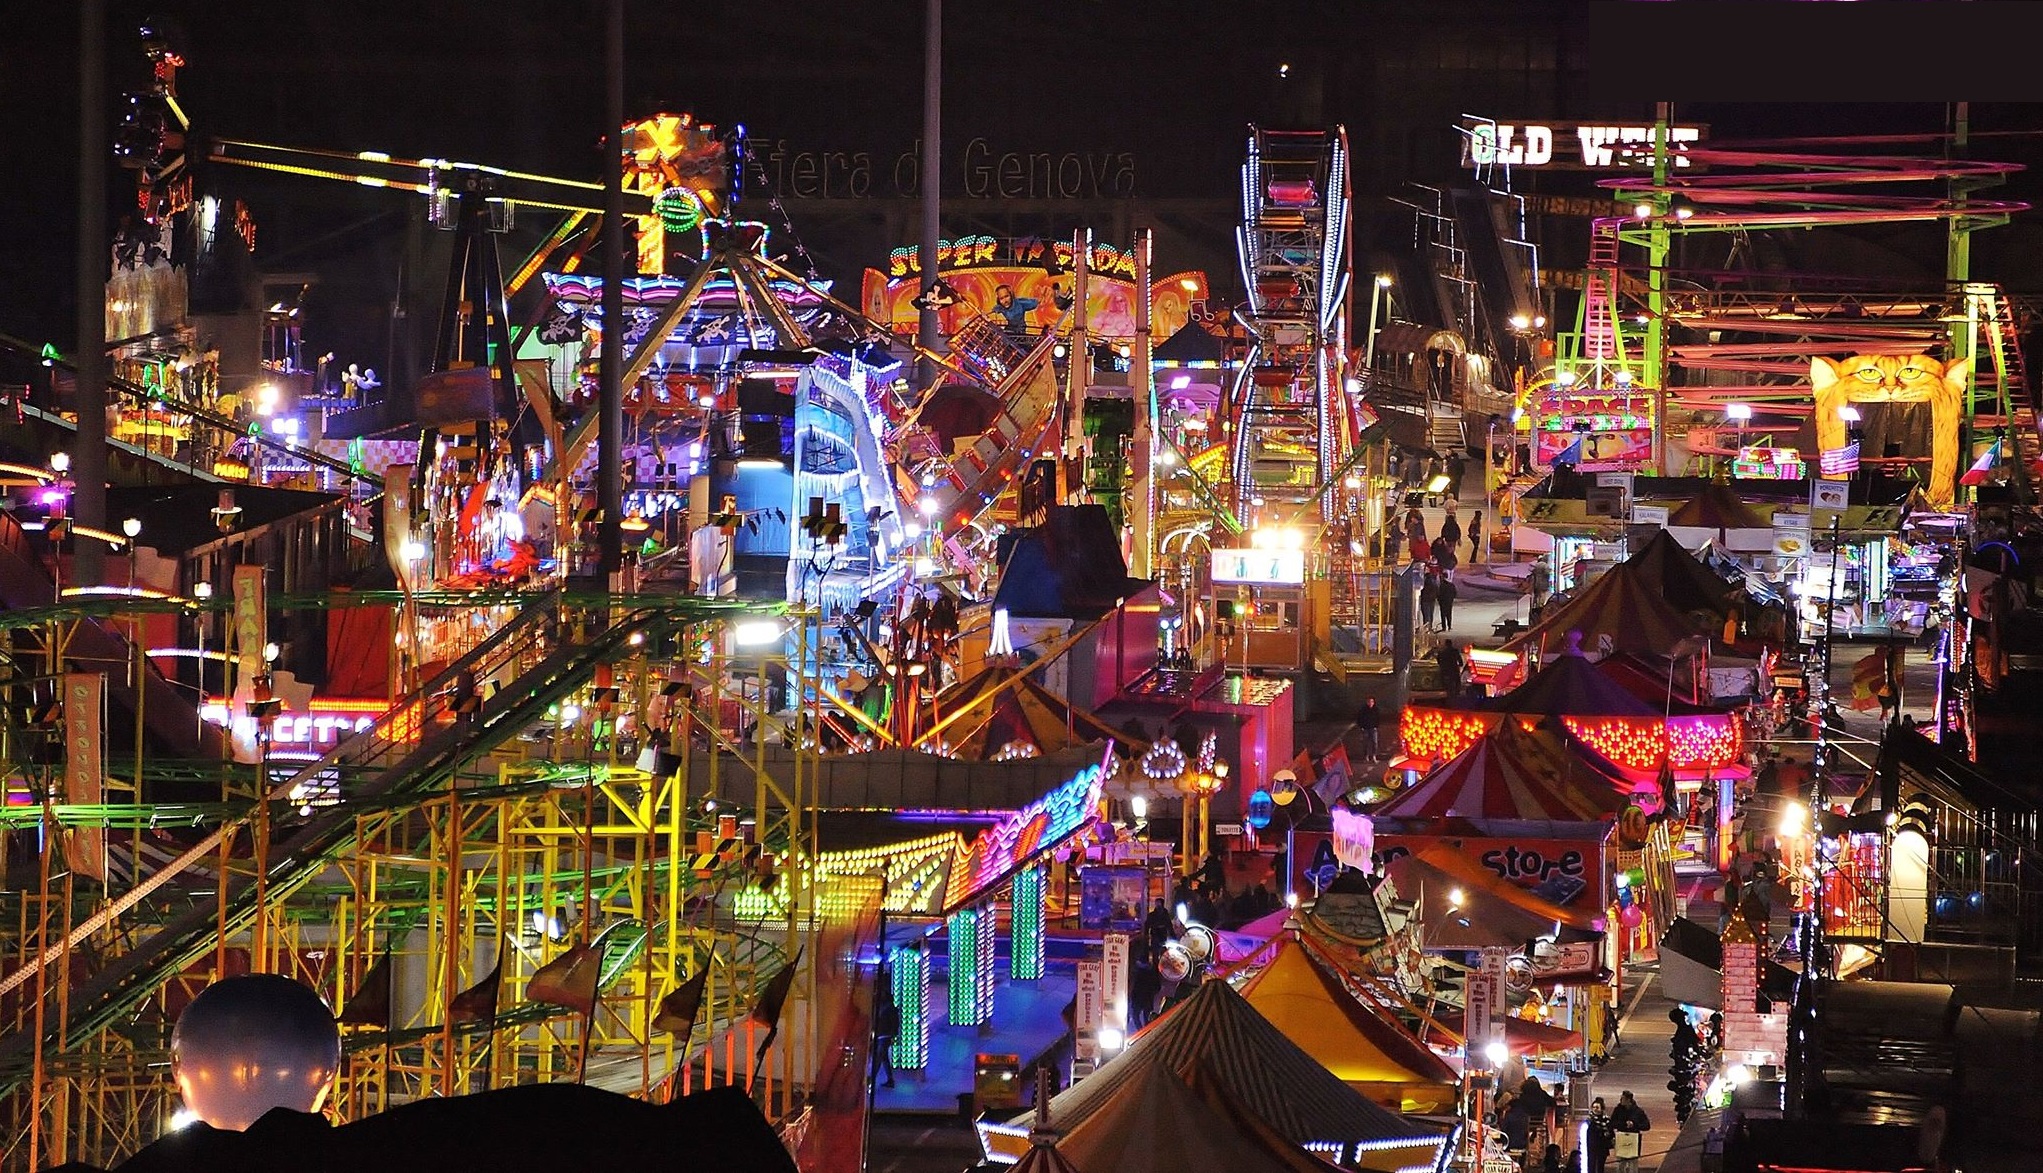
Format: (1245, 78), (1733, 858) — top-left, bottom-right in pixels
(1399, 708), (1741, 774)
(889, 944), (930, 1071)
(945, 762), (1103, 910)
(1010, 865), (1045, 980)
(1398, 708), (1495, 764)
(948, 905), (995, 1027)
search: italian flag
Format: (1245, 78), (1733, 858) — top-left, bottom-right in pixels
(1960, 440), (2003, 486)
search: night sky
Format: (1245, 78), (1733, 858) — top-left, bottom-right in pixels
(10, 1), (2043, 374)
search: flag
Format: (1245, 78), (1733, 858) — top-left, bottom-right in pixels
(1959, 440), (2003, 486)
(447, 949), (504, 1023)
(653, 958), (713, 1038)
(337, 952), (394, 1029)
(526, 941), (604, 1015)
(1819, 442), (1860, 476)
(751, 954), (800, 1038)
(1550, 436), (1584, 468)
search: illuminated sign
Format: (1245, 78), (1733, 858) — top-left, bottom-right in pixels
(1733, 446), (1806, 480)
(1211, 548), (1306, 586)
(885, 235), (1139, 280)
(944, 761), (1104, 911)
(201, 698), (385, 748)
(1461, 121), (1705, 170)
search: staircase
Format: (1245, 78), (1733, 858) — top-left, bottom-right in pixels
(1582, 218), (1623, 365)
(0, 597), (686, 1094)
(1977, 289), (2039, 498)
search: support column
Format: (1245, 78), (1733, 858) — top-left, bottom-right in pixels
(947, 904), (994, 1027)
(1011, 865), (1046, 980)
(889, 943), (930, 1071)
(1130, 228), (1155, 577)
(598, 0), (626, 581)
(916, 0), (943, 391)
(1647, 102), (1672, 477)
(73, 0), (109, 586)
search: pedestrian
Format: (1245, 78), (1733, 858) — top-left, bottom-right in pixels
(1529, 555), (1552, 608)
(1537, 1144), (1566, 1173)
(1434, 640), (1465, 703)
(1356, 696), (1382, 759)
(1431, 532), (1455, 567)
(1437, 573), (1459, 630)
(1419, 573), (1439, 631)
(1410, 532), (1433, 565)
(1587, 1098), (1615, 1173)
(1441, 510), (1463, 551)
(872, 973), (900, 1088)
(1468, 511), (1485, 563)
(1609, 1090), (1651, 1173)
(1499, 1097), (1531, 1165)
(1404, 505), (1427, 544)
(1447, 451), (1467, 499)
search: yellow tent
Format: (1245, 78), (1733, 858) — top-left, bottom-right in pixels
(1237, 935), (1460, 1114)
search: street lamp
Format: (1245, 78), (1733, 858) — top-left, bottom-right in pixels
(1362, 274), (1394, 379)
(1726, 403), (1753, 423)
(50, 452), (70, 475)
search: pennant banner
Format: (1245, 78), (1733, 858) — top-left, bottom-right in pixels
(337, 952), (395, 1029)
(526, 941), (603, 1015)
(62, 674), (105, 882)
(448, 951), (504, 1023)
(653, 959), (713, 1038)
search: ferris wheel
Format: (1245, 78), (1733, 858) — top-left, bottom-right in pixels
(1229, 126), (1353, 522)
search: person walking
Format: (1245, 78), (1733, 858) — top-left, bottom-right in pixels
(1434, 640), (1465, 703)
(1609, 1090), (1651, 1173)
(1404, 505), (1428, 547)
(1356, 696), (1382, 760)
(1440, 510), (1463, 553)
(1446, 451), (1467, 499)
(1529, 555), (1552, 609)
(1419, 572), (1439, 631)
(1431, 532), (1458, 572)
(1468, 511), (1485, 563)
(1437, 573), (1459, 631)
(871, 974), (900, 1088)
(1587, 1098), (1615, 1173)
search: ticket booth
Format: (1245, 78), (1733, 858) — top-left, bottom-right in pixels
(1210, 545), (1308, 672)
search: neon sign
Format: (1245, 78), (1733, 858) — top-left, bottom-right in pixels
(945, 762), (1103, 910)
(1461, 121), (1705, 170)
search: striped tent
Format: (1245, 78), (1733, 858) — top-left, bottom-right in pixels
(1505, 560), (1719, 661)
(989, 978), (1441, 1171)
(1370, 718), (1629, 822)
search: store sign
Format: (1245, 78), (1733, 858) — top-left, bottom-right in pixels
(1211, 548), (1305, 585)
(232, 565), (267, 683)
(1810, 481), (1849, 513)
(1631, 504), (1669, 527)
(1462, 120), (1705, 170)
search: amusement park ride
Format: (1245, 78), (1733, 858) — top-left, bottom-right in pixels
(12, 24), (2042, 1173)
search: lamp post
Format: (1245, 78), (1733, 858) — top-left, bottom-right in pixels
(1361, 274), (1393, 382)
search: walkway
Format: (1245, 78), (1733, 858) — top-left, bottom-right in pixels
(1592, 964), (1691, 1173)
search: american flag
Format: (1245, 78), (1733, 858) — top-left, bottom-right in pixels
(1818, 442), (1860, 476)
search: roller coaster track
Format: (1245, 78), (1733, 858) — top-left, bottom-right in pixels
(1591, 138), (2035, 493)
(0, 596), (733, 1094)
(0, 333), (380, 496)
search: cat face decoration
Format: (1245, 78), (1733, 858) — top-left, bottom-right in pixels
(1810, 354), (1970, 506)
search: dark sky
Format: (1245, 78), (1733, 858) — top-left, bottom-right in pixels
(10, 1), (2043, 372)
